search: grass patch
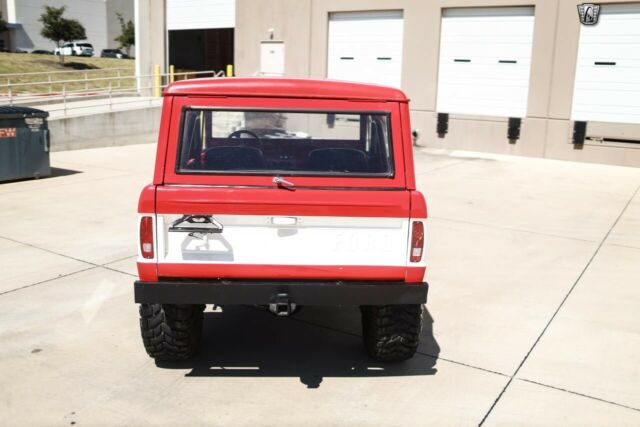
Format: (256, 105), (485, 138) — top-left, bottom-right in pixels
(0, 52), (135, 94)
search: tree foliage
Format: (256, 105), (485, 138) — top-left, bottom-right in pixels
(39, 6), (86, 62)
(0, 11), (8, 34)
(114, 12), (134, 55)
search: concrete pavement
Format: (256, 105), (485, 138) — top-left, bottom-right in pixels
(0, 143), (639, 426)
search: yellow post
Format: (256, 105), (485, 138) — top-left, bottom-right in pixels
(169, 65), (175, 84)
(226, 64), (234, 77)
(153, 65), (161, 97)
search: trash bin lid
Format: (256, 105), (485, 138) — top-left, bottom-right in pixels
(0, 106), (49, 119)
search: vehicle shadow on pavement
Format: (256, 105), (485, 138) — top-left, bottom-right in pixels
(51, 167), (82, 177)
(156, 305), (440, 388)
(0, 167), (81, 184)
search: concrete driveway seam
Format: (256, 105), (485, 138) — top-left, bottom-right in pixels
(415, 159), (472, 175)
(517, 378), (640, 413)
(0, 235), (136, 273)
(606, 242), (640, 251)
(0, 249), (137, 297)
(0, 265), (97, 297)
(100, 264), (137, 278)
(0, 234), (100, 266)
(478, 183), (640, 425)
(429, 216), (599, 244)
(287, 310), (511, 378)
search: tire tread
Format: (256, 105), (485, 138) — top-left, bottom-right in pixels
(139, 303), (204, 361)
(361, 304), (423, 362)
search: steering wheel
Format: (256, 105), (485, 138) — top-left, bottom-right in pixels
(228, 129), (260, 140)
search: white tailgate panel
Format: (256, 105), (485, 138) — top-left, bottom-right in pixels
(158, 215), (410, 266)
(572, 3), (640, 123)
(437, 7), (535, 117)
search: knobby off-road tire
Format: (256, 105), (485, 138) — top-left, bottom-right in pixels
(139, 304), (205, 361)
(361, 305), (423, 362)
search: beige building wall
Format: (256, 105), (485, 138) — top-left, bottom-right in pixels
(236, 0), (311, 78)
(235, 0), (640, 167)
(135, 0), (166, 95)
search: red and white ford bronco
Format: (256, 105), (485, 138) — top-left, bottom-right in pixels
(135, 78), (428, 362)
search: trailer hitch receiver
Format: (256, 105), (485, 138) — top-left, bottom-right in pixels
(269, 293), (297, 316)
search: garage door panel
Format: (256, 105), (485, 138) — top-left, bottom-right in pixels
(328, 11), (403, 88)
(575, 87), (640, 112)
(440, 85), (530, 103)
(574, 91), (640, 109)
(439, 64), (530, 85)
(167, 0), (235, 30)
(577, 40), (640, 60)
(441, 47), (533, 61)
(438, 85), (529, 117)
(576, 65), (640, 83)
(437, 7), (535, 118)
(572, 4), (640, 123)
(443, 21), (534, 37)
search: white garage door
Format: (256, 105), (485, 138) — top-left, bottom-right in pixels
(436, 7), (535, 117)
(572, 3), (640, 124)
(166, 0), (235, 30)
(327, 11), (404, 88)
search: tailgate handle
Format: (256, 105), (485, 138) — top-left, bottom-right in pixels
(273, 176), (295, 190)
(271, 216), (297, 226)
(168, 215), (223, 233)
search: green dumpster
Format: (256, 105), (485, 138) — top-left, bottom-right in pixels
(0, 106), (51, 182)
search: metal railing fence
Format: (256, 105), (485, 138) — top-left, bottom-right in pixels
(0, 69), (227, 116)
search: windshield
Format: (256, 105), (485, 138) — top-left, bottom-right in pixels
(177, 109), (394, 177)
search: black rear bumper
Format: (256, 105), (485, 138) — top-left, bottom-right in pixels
(134, 280), (428, 306)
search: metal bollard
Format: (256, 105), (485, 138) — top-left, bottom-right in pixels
(153, 65), (161, 97)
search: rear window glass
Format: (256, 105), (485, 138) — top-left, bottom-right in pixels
(177, 109), (393, 176)
(78, 43), (93, 47)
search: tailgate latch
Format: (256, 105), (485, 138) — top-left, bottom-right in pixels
(168, 215), (224, 236)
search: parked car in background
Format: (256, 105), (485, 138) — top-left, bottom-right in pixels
(31, 50), (53, 55)
(54, 42), (94, 57)
(100, 49), (129, 59)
